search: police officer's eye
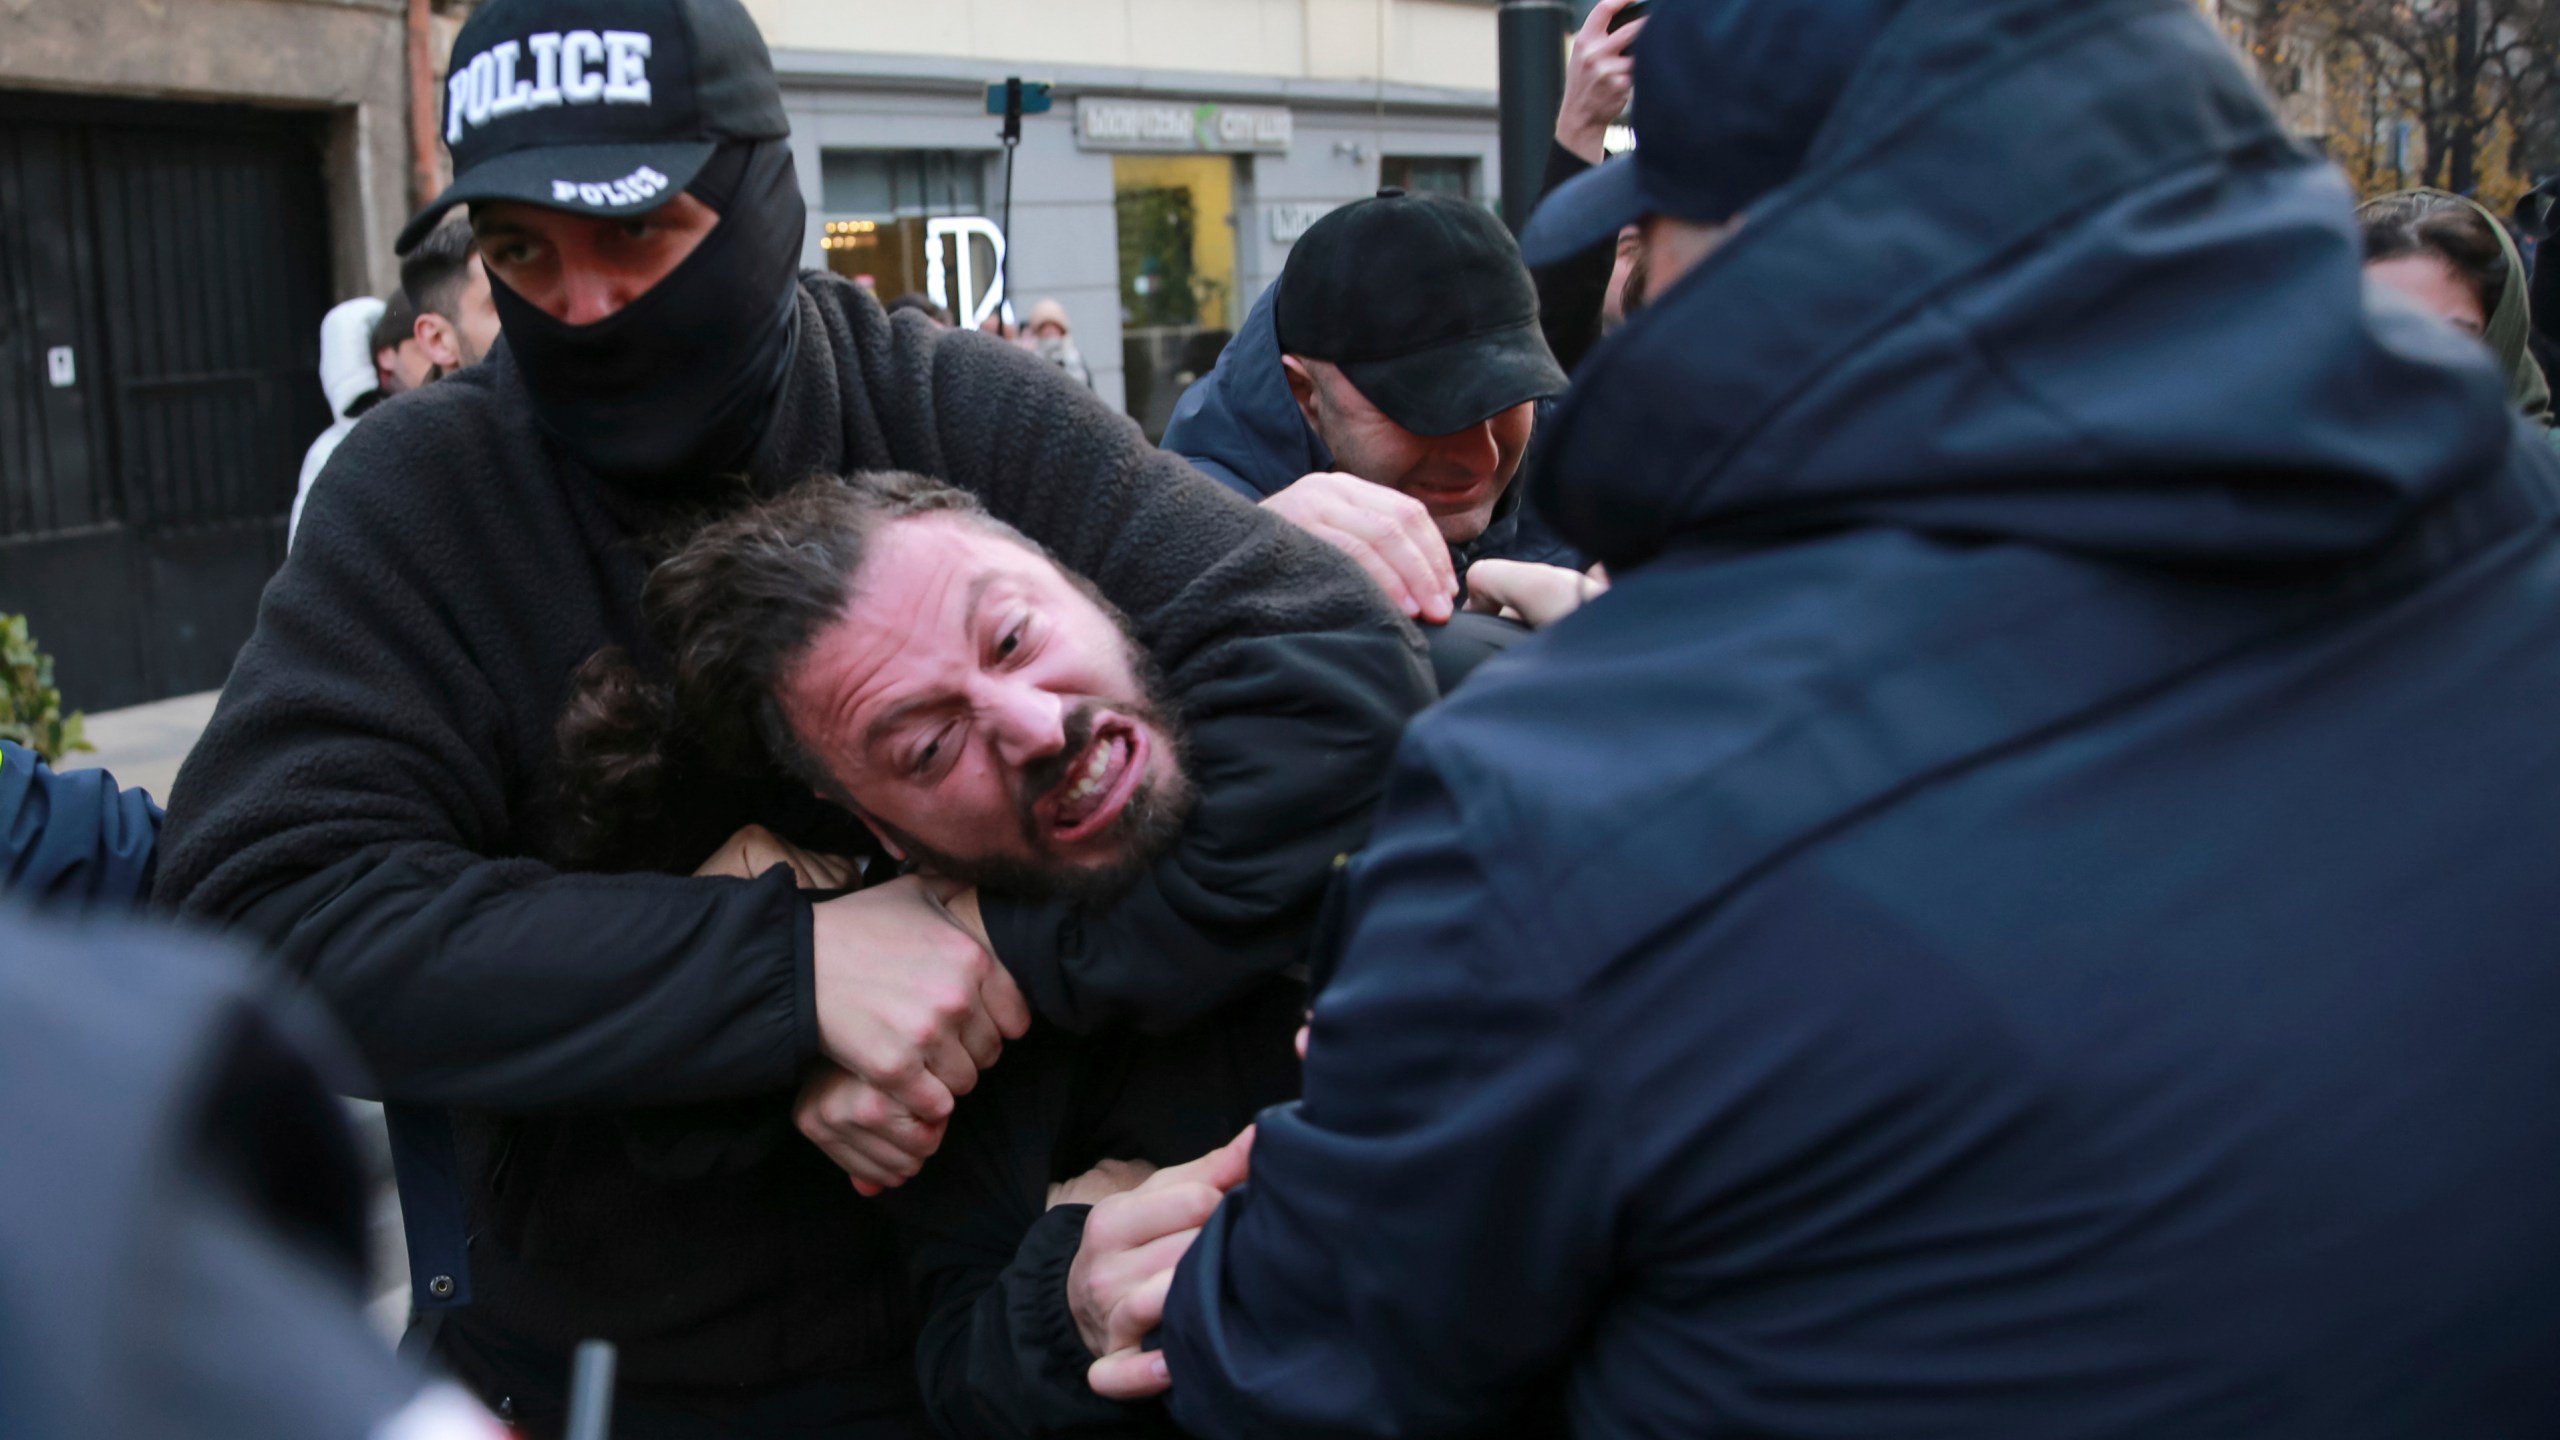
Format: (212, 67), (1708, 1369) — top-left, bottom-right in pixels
(912, 737), (941, 775)
(997, 627), (1022, 659)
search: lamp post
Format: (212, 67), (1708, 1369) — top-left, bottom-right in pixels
(1497, 0), (1572, 234)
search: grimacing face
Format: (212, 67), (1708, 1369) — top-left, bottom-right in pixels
(1289, 358), (1536, 545)
(776, 513), (1193, 901)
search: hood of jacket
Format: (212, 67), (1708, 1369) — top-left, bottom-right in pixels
(316, 296), (385, 423)
(1163, 282), (1551, 562)
(1533, 0), (2517, 574)
(1164, 284), (1338, 498)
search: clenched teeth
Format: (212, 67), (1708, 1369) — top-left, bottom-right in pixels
(1060, 737), (1116, 812)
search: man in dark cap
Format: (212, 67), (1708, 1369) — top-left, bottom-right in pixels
(1162, 188), (1585, 631)
(1071, 0), (2560, 1434)
(152, 0), (1429, 1430)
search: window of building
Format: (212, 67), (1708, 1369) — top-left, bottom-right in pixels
(819, 149), (996, 316)
(1381, 155), (1479, 201)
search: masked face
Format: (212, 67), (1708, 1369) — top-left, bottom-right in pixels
(778, 514), (1194, 903)
(478, 139), (807, 495)
(471, 200), (720, 325)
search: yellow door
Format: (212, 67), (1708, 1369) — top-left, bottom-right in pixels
(1113, 153), (1240, 439)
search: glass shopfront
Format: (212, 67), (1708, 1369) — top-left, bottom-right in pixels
(819, 148), (999, 320)
(1112, 153), (1240, 441)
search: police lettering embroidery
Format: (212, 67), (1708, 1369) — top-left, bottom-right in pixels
(448, 29), (652, 143)
(549, 165), (671, 209)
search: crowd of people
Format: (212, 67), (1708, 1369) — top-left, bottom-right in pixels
(9, 0), (2560, 1435)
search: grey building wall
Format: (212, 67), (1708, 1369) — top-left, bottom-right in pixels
(0, 0), (426, 300)
(775, 49), (1498, 417)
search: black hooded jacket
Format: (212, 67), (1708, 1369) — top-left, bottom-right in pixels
(151, 270), (1431, 1389)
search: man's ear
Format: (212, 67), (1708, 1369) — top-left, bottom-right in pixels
(415, 311), (462, 371)
(1279, 354), (1326, 437)
(845, 803), (908, 862)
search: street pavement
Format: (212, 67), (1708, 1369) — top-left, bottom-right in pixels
(52, 687), (219, 804)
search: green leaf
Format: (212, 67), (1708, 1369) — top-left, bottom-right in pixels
(0, 613), (89, 763)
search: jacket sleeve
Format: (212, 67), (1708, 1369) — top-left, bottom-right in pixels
(1532, 142), (1619, 376)
(1, 740), (164, 911)
(883, 1032), (1184, 1439)
(919, 330), (1437, 1035)
(1158, 747), (1611, 1437)
(1179, 453), (1266, 502)
(908, 1203), (1183, 1440)
(152, 411), (818, 1112)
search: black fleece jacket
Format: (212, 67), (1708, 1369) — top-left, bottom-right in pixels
(152, 272), (1430, 1386)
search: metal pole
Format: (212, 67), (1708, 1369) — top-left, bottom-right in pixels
(1497, 0), (1571, 234)
(1000, 78), (1022, 329)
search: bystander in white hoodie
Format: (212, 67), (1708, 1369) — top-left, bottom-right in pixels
(290, 296), (387, 547)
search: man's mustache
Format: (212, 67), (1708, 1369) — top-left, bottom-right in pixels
(1016, 702), (1101, 842)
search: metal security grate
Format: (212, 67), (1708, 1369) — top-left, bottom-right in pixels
(0, 90), (331, 709)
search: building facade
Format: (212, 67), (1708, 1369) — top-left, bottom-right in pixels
(751, 0), (1511, 432)
(0, 0), (461, 710)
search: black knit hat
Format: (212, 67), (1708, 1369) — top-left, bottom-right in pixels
(396, 0), (788, 254)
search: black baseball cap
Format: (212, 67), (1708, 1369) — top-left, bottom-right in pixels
(396, 0), (789, 254)
(1277, 188), (1569, 437)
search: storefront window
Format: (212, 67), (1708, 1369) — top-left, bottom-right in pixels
(819, 149), (996, 315)
(1382, 155), (1479, 200)
(1113, 154), (1239, 440)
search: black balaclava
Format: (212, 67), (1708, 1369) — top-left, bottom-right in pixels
(490, 137), (806, 497)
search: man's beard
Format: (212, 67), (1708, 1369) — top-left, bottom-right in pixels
(874, 661), (1196, 907)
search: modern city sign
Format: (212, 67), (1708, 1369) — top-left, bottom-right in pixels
(1076, 97), (1292, 153)
(926, 215), (1009, 330)
(1267, 201), (1344, 246)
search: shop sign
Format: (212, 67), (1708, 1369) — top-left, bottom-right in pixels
(1077, 97), (1291, 153)
(1267, 201), (1344, 246)
(925, 216), (1009, 331)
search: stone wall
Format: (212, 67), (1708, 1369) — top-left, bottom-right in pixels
(0, 0), (453, 298)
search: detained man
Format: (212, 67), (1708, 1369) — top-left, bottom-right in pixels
(153, 0), (1429, 1429)
(558, 473), (1304, 1438)
(1072, 0), (2560, 1435)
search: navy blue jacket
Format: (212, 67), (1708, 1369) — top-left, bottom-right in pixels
(0, 739), (162, 910)
(0, 911), (414, 1437)
(1160, 1), (2560, 1435)
(1162, 285), (1581, 570)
